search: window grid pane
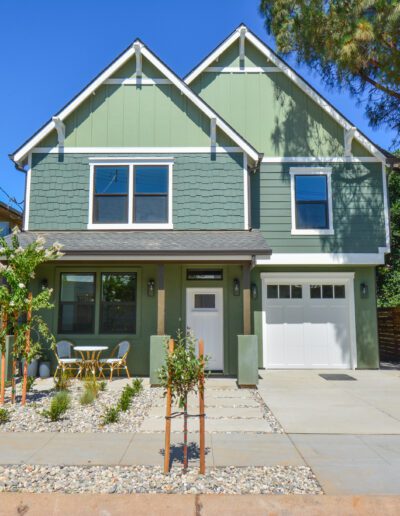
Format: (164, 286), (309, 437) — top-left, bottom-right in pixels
(93, 166), (129, 223)
(294, 174), (329, 230)
(134, 166), (169, 223)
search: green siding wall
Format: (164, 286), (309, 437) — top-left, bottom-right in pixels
(251, 265), (379, 369)
(29, 152), (244, 230)
(191, 40), (372, 157)
(252, 161), (386, 253)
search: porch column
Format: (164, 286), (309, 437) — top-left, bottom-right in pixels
(157, 264), (165, 335)
(243, 263), (251, 335)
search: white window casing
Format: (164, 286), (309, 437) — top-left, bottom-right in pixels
(290, 167), (334, 236)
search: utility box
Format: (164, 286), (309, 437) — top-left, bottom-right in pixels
(150, 335), (170, 386)
(0, 336), (14, 384)
(237, 335), (259, 387)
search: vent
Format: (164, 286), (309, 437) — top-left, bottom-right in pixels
(319, 373), (357, 381)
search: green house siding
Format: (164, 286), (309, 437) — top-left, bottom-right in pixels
(251, 161), (386, 253)
(29, 152), (244, 230)
(251, 265), (379, 369)
(35, 262), (244, 376)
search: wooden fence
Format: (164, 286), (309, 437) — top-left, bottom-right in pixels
(377, 307), (400, 361)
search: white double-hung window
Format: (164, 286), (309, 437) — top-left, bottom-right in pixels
(88, 158), (173, 229)
(290, 167), (333, 235)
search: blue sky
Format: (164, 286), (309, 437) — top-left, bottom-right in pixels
(0, 0), (395, 212)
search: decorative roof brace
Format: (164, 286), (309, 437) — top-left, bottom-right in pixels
(134, 42), (142, 77)
(239, 26), (247, 66)
(210, 117), (217, 148)
(344, 127), (356, 157)
(52, 117), (65, 147)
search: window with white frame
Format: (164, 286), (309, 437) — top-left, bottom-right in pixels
(89, 160), (173, 229)
(290, 167), (333, 235)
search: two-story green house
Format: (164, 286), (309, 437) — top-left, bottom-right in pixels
(9, 25), (390, 374)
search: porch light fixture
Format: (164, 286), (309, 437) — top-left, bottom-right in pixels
(251, 283), (258, 300)
(360, 282), (368, 298)
(147, 279), (155, 297)
(41, 278), (49, 290)
(233, 278), (240, 296)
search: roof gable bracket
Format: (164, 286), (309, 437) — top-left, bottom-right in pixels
(134, 41), (143, 77)
(344, 127), (356, 157)
(51, 116), (65, 146)
(210, 117), (217, 148)
(239, 26), (247, 67)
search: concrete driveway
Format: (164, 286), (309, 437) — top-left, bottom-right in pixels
(258, 369), (400, 434)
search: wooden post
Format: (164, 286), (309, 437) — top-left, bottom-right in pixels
(157, 265), (165, 335)
(198, 338), (206, 475)
(243, 264), (251, 335)
(183, 394), (188, 472)
(21, 293), (32, 406)
(164, 338), (174, 474)
(11, 311), (18, 404)
(0, 311), (8, 405)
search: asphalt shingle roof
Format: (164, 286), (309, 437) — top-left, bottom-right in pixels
(9, 230), (271, 256)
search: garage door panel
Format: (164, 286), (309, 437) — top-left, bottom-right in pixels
(284, 305), (306, 366)
(265, 306), (287, 366)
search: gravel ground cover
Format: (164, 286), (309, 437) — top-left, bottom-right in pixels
(0, 465), (323, 494)
(0, 380), (157, 433)
(252, 391), (284, 434)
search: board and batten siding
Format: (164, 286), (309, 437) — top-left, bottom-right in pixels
(29, 152), (245, 230)
(252, 161), (386, 254)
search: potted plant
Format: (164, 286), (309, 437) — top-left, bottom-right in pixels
(39, 349), (52, 379)
(21, 353), (40, 378)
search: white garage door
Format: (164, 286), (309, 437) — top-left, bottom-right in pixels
(262, 274), (356, 369)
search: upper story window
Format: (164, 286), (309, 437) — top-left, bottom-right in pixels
(0, 222), (10, 236)
(290, 167), (334, 235)
(89, 159), (172, 229)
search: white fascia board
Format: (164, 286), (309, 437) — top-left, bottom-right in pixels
(32, 146), (242, 154)
(255, 252), (386, 266)
(244, 30), (386, 162)
(140, 46), (259, 162)
(58, 254), (253, 262)
(261, 156), (381, 163)
(184, 29), (241, 84)
(205, 66), (281, 73)
(13, 44), (137, 164)
(382, 163), (391, 250)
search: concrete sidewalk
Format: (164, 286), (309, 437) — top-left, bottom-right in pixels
(1, 493), (400, 516)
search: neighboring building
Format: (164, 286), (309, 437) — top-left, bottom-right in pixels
(9, 25), (391, 374)
(0, 201), (22, 236)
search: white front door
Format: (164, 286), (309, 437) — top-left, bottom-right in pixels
(186, 288), (224, 371)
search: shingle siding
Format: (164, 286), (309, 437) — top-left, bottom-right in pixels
(29, 152), (245, 230)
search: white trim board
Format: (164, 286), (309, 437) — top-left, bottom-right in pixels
(31, 146), (243, 154)
(205, 66), (280, 73)
(23, 153), (32, 231)
(255, 251), (387, 266)
(261, 156), (381, 163)
(57, 254), (254, 262)
(12, 40), (260, 165)
(105, 78), (171, 85)
(185, 24), (385, 163)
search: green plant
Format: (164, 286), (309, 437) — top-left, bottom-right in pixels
(26, 376), (36, 392)
(131, 378), (143, 394)
(80, 388), (96, 405)
(0, 407), (10, 424)
(99, 380), (107, 392)
(42, 391), (70, 421)
(83, 374), (100, 398)
(118, 386), (132, 412)
(101, 406), (120, 425)
(54, 371), (71, 391)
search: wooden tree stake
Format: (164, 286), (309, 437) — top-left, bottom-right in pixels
(0, 311), (8, 405)
(21, 293), (32, 406)
(11, 311), (18, 404)
(164, 338), (174, 474)
(198, 338), (206, 475)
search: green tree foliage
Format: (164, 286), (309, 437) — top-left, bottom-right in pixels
(377, 152), (400, 307)
(259, 1), (400, 145)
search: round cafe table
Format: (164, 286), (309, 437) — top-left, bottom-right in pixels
(74, 346), (108, 377)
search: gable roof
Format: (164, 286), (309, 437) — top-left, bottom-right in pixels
(185, 24), (386, 162)
(11, 39), (260, 166)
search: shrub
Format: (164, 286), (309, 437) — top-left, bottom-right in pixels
(99, 381), (107, 392)
(83, 375), (100, 398)
(0, 408), (10, 424)
(101, 406), (119, 425)
(42, 391), (70, 421)
(26, 377), (36, 392)
(132, 378), (143, 394)
(54, 371), (71, 391)
(80, 388), (96, 405)
(118, 386), (132, 412)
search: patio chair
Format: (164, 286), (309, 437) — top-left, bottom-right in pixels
(54, 340), (82, 378)
(98, 340), (131, 381)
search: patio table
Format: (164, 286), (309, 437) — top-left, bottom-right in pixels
(73, 346), (108, 377)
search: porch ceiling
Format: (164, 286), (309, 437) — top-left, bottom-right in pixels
(9, 230), (271, 258)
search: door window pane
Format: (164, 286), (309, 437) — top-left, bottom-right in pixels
(267, 285), (278, 298)
(334, 285), (346, 298)
(93, 166), (129, 223)
(100, 273), (136, 334)
(310, 285), (321, 299)
(322, 285), (334, 298)
(134, 166), (168, 223)
(279, 285), (291, 299)
(59, 274), (95, 333)
(295, 175), (329, 229)
(194, 294), (215, 309)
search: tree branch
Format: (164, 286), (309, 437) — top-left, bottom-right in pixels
(358, 71), (400, 100)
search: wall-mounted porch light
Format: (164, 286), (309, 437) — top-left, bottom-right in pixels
(147, 279), (155, 297)
(251, 283), (258, 300)
(233, 278), (240, 296)
(360, 282), (368, 298)
(41, 278), (49, 290)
